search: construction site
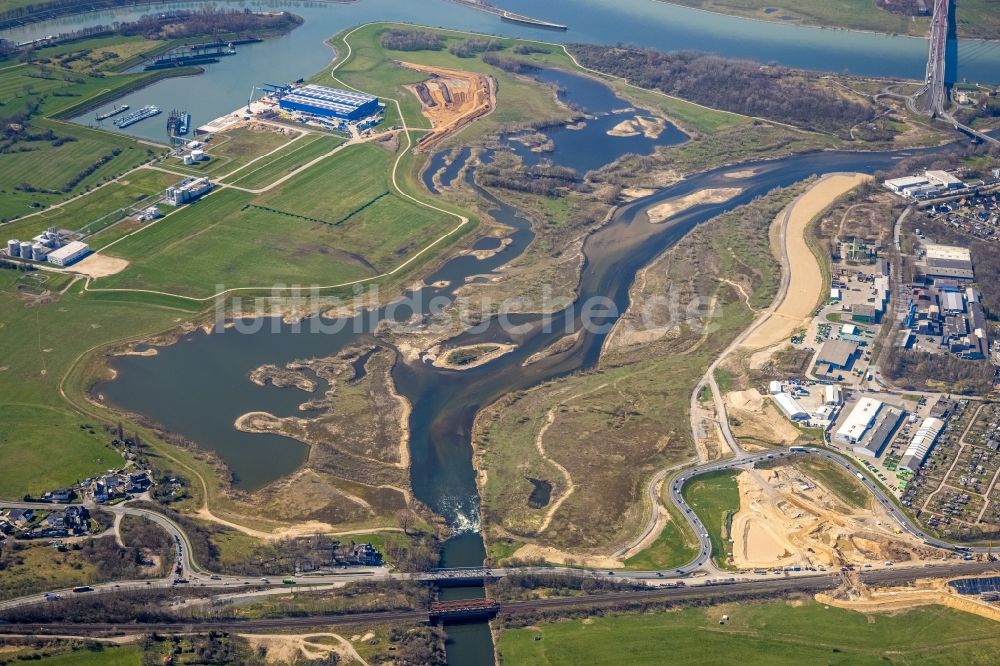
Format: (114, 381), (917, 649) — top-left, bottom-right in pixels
(403, 62), (495, 151)
(731, 463), (944, 571)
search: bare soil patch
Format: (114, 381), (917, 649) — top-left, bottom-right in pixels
(70, 253), (129, 278)
(402, 61), (495, 151)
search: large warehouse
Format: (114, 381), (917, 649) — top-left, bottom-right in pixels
(278, 84), (379, 121)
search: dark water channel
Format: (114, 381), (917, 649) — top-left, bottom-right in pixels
(99, 66), (949, 663)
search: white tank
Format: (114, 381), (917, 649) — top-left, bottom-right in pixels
(31, 244), (48, 261)
(183, 154), (194, 165)
(191, 149), (205, 161)
(20, 241), (33, 257)
(7, 239), (20, 257)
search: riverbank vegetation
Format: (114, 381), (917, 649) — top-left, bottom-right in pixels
(570, 44), (890, 139)
(496, 599), (1000, 664)
(656, 0), (1000, 40)
(473, 185), (803, 564)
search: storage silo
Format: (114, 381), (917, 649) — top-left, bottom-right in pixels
(31, 244), (49, 261)
(183, 154), (194, 165)
(7, 239), (20, 257)
(20, 241), (33, 258)
(191, 149), (205, 161)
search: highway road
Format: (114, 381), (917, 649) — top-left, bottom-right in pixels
(3, 560), (996, 636)
(917, 0), (999, 146)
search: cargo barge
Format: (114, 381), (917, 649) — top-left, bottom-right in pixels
(500, 10), (567, 31)
(114, 105), (161, 128)
(95, 104), (129, 121)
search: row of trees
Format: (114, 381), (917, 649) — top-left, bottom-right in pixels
(380, 29), (444, 52)
(568, 44), (875, 135)
(448, 38), (503, 58)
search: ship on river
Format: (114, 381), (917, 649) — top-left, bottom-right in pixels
(95, 104), (129, 122)
(500, 10), (567, 31)
(114, 105), (161, 128)
(166, 109), (191, 136)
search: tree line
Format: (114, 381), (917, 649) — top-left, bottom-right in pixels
(568, 44), (875, 135)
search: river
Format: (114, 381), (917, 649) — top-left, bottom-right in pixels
(8, 1), (986, 663)
(98, 70), (947, 664)
(2, 0), (999, 143)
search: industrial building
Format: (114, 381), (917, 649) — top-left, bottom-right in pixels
(278, 84), (379, 121)
(772, 392), (809, 421)
(824, 384), (843, 406)
(900, 417), (945, 472)
(813, 339), (859, 379)
(921, 244), (974, 280)
(835, 397), (883, 444)
(166, 177), (213, 206)
(6, 227), (87, 265)
(47, 241), (91, 267)
(853, 409), (902, 458)
(884, 170), (964, 199)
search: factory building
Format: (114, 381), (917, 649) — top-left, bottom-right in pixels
(166, 177), (213, 206)
(813, 339), (859, 379)
(853, 409), (902, 458)
(835, 397), (883, 444)
(884, 170), (964, 198)
(772, 392), (809, 421)
(824, 385), (843, 406)
(7, 227), (78, 263)
(900, 417), (945, 472)
(47, 241), (91, 267)
(922, 244), (974, 280)
(278, 84), (379, 121)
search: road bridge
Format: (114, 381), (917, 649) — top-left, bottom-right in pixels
(922, 0), (999, 145)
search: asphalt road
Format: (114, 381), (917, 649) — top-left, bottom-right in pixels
(3, 560), (996, 636)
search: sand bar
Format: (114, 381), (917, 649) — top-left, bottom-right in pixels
(741, 173), (869, 350)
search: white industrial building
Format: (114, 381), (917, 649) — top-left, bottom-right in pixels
(899, 417), (945, 472)
(772, 392), (809, 421)
(924, 170), (963, 189)
(166, 177), (213, 206)
(835, 397), (883, 444)
(768, 380), (783, 395)
(46, 241), (91, 267)
(884, 171), (964, 199)
(824, 384), (843, 406)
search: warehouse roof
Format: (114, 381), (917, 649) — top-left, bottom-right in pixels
(47, 241), (89, 263)
(815, 340), (858, 368)
(296, 84), (377, 106)
(835, 397), (883, 443)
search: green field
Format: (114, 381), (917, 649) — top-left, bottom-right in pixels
(96, 142), (455, 297)
(34, 646), (140, 666)
(167, 125), (300, 178)
(0, 269), (186, 498)
(323, 24), (570, 143)
(224, 134), (344, 189)
(681, 469), (740, 567)
(0, 62), (170, 222)
(624, 483), (698, 570)
(3, 168), (177, 242)
(496, 601), (1000, 665)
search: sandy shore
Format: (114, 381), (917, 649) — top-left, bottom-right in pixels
(607, 115), (667, 139)
(741, 173), (869, 350)
(646, 188), (742, 224)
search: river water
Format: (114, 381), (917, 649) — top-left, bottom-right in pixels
(10, 1), (988, 662)
(2, 0), (998, 142)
